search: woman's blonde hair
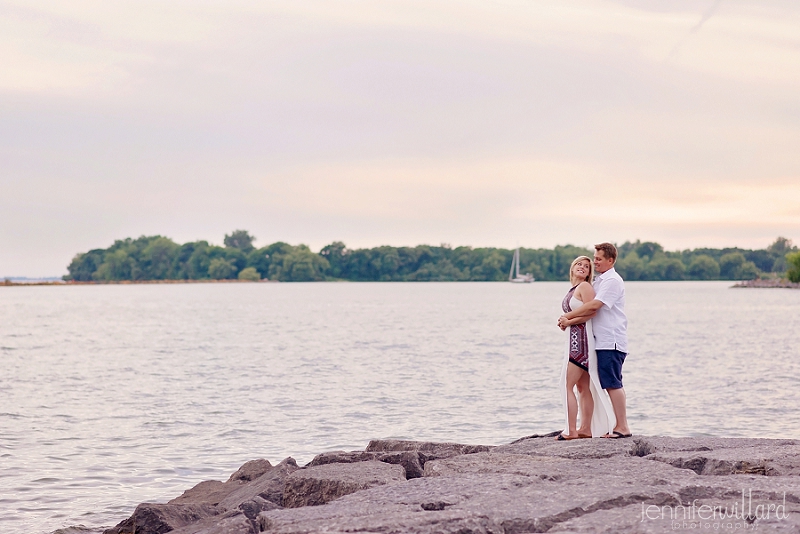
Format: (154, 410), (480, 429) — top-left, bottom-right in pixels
(569, 255), (594, 285)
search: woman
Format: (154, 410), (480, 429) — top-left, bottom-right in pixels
(556, 256), (615, 440)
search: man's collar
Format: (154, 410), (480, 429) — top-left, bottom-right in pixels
(596, 266), (616, 280)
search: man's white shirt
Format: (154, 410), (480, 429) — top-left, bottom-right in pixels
(592, 267), (628, 353)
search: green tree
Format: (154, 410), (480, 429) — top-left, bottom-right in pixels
(224, 230), (255, 253)
(224, 248), (247, 273)
(471, 250), (507, 281)
(662, 258), (687, 280)
(616, 252), (645, 281)
(768, 237), (794, 256)
(645, 256), (685, 281)
(688, 255), (720, 280)
(768, 237), (795, 272)
(408, 259), (466, 281)
(94, 248), (133, 280)
(786, 251), (800, 283)
(141, 237), (179, 279)
(185, 242), (214, 279)
(246, 247), (272, 279)
(271, 246), (330, 281)
(550, 245), (593, 280)
(372, 247), (402, 280)
(319, 241), (348, 278)
(634, 241), (663, 261)
(237, 267), (261, 281)
(208, 257), (237, 279)
(719, 252), (746, 279)
(737, 261), (759, 280)
(64, 249), (105, 281)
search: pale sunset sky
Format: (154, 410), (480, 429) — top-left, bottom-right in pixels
(2, 0), (799, 276)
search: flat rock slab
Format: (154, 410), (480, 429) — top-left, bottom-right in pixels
(422, 452), (700, 486)
(648, 444), (800, 476)
(258, 472), (685, 533)
(168, 480), (234, 507)
(308, 450), (425, 478)
(494, 435), (643, 459)
(366, 439), (492, 462)
(259, 470), (800, 533)
(282, 460), (406, 508)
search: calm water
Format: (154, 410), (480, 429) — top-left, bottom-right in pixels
(1, 282), (798, 534)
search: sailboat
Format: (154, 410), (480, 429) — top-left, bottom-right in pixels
(509, 248), (534, 283)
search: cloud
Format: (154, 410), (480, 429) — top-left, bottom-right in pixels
(1, 0), (799, 275)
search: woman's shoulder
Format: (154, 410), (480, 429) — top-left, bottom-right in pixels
(575, 281), (595, 297)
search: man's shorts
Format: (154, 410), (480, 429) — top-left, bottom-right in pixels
(596, 349), (626, 389)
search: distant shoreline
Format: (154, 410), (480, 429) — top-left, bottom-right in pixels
(732, 278), (800, 289)
(1, 279), (276, 287)
(3, 279), (797, 288)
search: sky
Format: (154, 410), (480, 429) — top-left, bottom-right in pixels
(2, 0), (799, 276)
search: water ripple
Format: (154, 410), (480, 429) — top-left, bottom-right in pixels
(0, 282), (797, 534)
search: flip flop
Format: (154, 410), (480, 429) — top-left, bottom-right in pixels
(577, 434), (592, 439)
(556, 434), (578, 441)
(604, 431), (632, 439)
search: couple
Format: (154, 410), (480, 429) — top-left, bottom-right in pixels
(556, 243), (631, 440)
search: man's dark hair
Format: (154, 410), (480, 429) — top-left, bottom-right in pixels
(594, 242), (618, 262)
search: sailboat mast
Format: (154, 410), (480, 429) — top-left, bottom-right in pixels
(515, 248), (521, 278)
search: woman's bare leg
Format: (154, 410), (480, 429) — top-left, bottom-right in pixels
(576, 370), (593, 436)
(561, 363), (583, 438)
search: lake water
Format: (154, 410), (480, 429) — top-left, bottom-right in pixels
(1, 281), (798, 534)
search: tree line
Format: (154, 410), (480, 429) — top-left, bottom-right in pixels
(64, 231), (800, 283)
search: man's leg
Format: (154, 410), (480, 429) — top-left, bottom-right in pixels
(607, 387), (629, 435)
(596, 349), (630, 436)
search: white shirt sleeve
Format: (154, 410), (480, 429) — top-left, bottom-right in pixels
(595, 277), (623, 308)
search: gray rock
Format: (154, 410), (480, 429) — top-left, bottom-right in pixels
(168, 480), (235, 506)
(256, 437), (800, 533)
(493, 434), (638, 459)
(624, 436), (798, 455)
(105, 437), (800, 534)
(307, 449), (425, 478)
(103, 503), (217, 534)
(107, 459), (294, 534)
(168, 459), (274, 507)
(258, 472), (684, 533)
(258, 469), (800, 533)
(365, 439), (492, 463)
(218, 457), (299, 510)
(227, 458), (273, 483)
(169, 511), (258, 534)
(282, 460), (406, 508)
(647, 444), (800, 476)
(236, 495), (281, 520)
(422, 451), (699, 485)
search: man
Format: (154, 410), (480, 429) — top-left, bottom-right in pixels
(558, 243), (631, 438)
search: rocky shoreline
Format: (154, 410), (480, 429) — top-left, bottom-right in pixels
(731, 279), (800, 289)
(97, 434), (799, 533)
